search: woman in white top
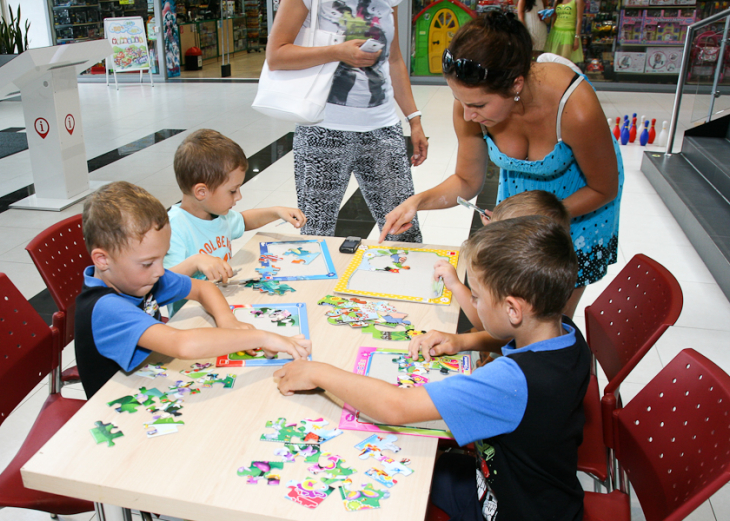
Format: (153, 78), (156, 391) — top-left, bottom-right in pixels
(518, 0), (548, 56)
(266, 0), (428, 242)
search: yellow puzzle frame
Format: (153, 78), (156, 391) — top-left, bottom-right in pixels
(334, 245), (460, 305)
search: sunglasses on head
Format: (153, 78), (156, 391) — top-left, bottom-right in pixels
(442, 49), (489, 84)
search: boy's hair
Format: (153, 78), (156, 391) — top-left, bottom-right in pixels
(173, 129), (249, 194)
(462, 215), (578, 319)
(492, 190), (571, 230)
(83, 181), (169, 255)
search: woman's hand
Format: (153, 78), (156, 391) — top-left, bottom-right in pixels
(379, 197), (419, 242)
(572, 36), (581, 51)
(338, 40), (381, 68)
(409, 120), (428, 166)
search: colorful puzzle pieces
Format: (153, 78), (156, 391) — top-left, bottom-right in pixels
(307, 454), (356, 485)
(108, 394), (155, 414)
(90, 421), (124, 447)
(243, 279), (296, 296)
(180, 362), (214, 379)
(261, 417), (343, 445)
(199, 373), (236, 388)
(339, 479), (390, 511)
(133, 363), (168, 379)
(355, 434), (401, 459)
(285, 478), (335, 509)
(274, 444), (322, 463)
(284, 247), (320, 265)
(237, 461), (284, 485)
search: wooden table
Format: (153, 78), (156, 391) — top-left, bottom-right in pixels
(22, 233), (465, 521)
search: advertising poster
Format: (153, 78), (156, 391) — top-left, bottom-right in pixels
(162, 0), (181, 78)
(104, 17), (151, 72)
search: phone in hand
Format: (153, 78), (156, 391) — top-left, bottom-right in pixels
(339, 236), (362, 254)
(360, 38), (384, 53)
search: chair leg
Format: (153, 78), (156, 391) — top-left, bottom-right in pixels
(95, 503), (107, 521)
(140, 512), (154, 521)
(121, 508), (133, 521)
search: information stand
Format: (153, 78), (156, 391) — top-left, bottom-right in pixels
(0, 40), (113, 211)
(104, 17), (154, 90)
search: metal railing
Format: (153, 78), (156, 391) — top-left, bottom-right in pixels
(667, 9), (730, 154)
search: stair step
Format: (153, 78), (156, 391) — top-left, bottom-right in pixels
(682, 136), (730, 201)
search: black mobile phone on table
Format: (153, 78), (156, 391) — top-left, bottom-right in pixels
(339, 236), (361, 254)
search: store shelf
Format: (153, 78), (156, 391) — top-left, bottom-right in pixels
(619, 42), (685, 45)
(54, 22), (103, 27)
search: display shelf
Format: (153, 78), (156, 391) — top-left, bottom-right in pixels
(50, 0), (104, 44)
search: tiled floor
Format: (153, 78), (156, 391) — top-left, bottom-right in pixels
(0, 82), (729, 520)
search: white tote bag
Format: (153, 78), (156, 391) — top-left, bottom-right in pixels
(252, 0), (343, 124)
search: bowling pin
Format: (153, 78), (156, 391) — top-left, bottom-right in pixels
(656, 120), (669, 147)
(608, 117), (613, 128)
(613, 117), (621, 140)
(621, 120), (630, 145)
(629, 117), (637, 143)
(648, 118), (656, 144)
(639, 120), (649, 146)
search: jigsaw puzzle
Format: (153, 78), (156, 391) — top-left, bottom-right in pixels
(90, 420), (124, 447)
(340, 347), (472, 438)
(261, 417), (343, 445)
(237, 461), (284, 485)
(339, 479), (390, 511)
(258, 240), (337, 281)
(180, 362), (214, 379)
(240, 279), (296, 296)
(285, 478), (336, 509)
(307, 454), (356, 485)
(133, 363), (168, 379)
(364, 455), (413, 488)
(355, 434), (401, 458)
(274, 443), (322, 463)
(333, 245), (459, 305)
(108, 393), (155, 414)
(217, 303), (311, 367)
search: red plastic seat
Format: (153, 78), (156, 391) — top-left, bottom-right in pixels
(584, 348), (730, 521)
(0, 273), (93, 515)
(579, 254), (683, 488)
(25, 214), (90, 386)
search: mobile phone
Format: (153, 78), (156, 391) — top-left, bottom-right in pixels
(339, 236), (362, 254)
(360, 39), (384, 53)
(456, 196), (490, 220)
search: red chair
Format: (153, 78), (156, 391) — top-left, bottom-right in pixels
(0, 273), (93, 515)
(584, 348), (730, 521)
(579, 254), (683, 489)
(25, 214), (90, 386)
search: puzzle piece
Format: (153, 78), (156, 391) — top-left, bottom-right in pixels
(180, 362), (215, 379)
(364, 467), (398, 488)
(237, 461), (284, 485)
(245, 280), (296, 296)
(339, 479), (390, 511)
(255, 266), (281, 279)
(284, 248), (321, 265)
(275, 443), (322, 463)
(355, 434), (401, 459)
(199, 373), (236, 388)
(90, 420), (124, 447)
(307, 454), (356, 485)
(364, 455), (413, 487)
(285, 478), (335, 509)
(133, 363), (168, 379)
(261, 418), (343, 445)
(108, 394), (154, 414)
(395, 374), (429, 387)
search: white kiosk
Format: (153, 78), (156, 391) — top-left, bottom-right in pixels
(0, 40), (113, 211)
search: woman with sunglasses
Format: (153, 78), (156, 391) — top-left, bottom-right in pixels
(380, 11), (623, 318)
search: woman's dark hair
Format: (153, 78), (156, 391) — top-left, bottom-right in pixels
(445, 11), (533, 97)
(524, 0), (536, 11)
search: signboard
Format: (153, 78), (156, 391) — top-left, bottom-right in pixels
(103, 17), (151, 73)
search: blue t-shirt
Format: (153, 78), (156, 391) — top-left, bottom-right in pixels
(164, 204), (246, 279)
(80, 266), (191, 372)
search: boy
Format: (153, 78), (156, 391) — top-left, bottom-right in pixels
(423, 190), (572, 363)
(164, 129), (306, 291)
(76, 181), (311, 398)
(275, 216), (590, 521)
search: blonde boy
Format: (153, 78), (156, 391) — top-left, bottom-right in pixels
(75, 182), (311, 398)
(165, 129), (306, 288)
(275, 216), (589, 521)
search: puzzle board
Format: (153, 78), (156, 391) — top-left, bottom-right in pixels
(334, 245), (459, 305)
(259, 240), (337, 281)
(216, 303), (310, 367)
(339, 347), (472, 438)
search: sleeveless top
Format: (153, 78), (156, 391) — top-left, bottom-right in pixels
(485, 73), (624, 286)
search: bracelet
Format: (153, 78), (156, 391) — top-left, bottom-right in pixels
(406, 110), (422, 121)
(574, 35), (580, 39)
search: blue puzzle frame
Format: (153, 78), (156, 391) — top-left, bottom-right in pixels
(259, 240), (337, 281)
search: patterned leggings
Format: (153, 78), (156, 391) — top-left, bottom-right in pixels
(293, 123), (422, 242)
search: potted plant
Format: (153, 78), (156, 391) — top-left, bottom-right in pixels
(0, 4), (30, 66)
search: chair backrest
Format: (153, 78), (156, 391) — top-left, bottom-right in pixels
(25, 214), (90, 346)
(613, 348), (730, 521)
(585, 254), (683, 395)
(0, 273), (57, 428)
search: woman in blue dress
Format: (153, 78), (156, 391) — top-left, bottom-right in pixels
(381, 12), (623, 318)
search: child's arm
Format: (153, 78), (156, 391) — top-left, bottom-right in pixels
(275, 360), (441, 425)
(168, 254), (235, 283)
(241, 206), (307, 230)
(408, 330), (499, 361)
(433, 260), (482, 331)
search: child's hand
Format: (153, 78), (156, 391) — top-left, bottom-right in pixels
(195, 254), (234, 283)
(274, 359), (319, 396)
(276, 207), (307, 229)
(262, 333), (312, 360)
(433, 260), (460, 291)
(480, 209), (493, 227)
(408, 329), (463, 362)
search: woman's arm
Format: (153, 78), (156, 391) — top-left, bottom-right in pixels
(389, 8), (428, 166)
(560, 82), (619, 217)
(573, 0), (584, 50)
(265, 0), (378, 70)
(517, 0), (527, 24)
(378, 99), (488, 241)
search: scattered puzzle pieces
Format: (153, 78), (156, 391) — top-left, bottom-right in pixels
(275, 444), (322, 463)
(339, 479), (390, 511)
(180, 362), (215, 379)
(261, 417), (343, 445)
(199, 373), (236, 388)
(243, 279), (296, 296)
(284, 247), (320, 265)
(365, 455), (413, 487)
(90, 421), (124, 447)
(307, 454), (356, 485)
(285, 478), (335, 509)
(108, 393), (155, 414)
(355, 434), (401, 459)
(237, 461), (284, 485)
(134, 363), (168, 379)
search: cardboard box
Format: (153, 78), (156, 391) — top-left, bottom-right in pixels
(645, 47), (682, 73)
(615, 52), (647, 72)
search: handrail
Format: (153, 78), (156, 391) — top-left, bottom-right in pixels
(666, 8), (730, 155)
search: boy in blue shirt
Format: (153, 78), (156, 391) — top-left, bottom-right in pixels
(76, 181), (311, 398)
(164, 129), (306, 291)
(275, 216), (590, 521)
